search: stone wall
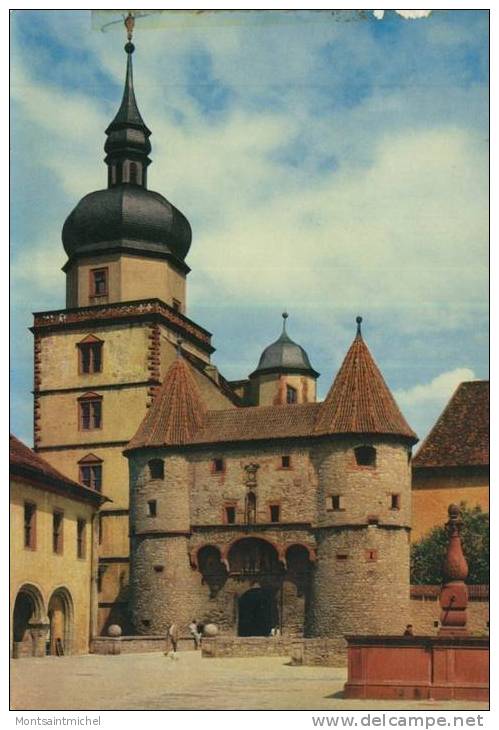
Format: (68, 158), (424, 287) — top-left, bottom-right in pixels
(91, 635), (197, 654)
(202, 636), (294, 658)
(290, 637), (348, 667)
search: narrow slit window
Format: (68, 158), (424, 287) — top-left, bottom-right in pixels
(270, 504), (280, 523)
(77, 519), (86, 559)
(331, 495), (342, 511)
(225, 505), (236, 524)
(53, 511), (64, 554)
(24, 502), (36, 549)
(281, 455), (291, 469)
(286, 385), (297, 404)
(212, 458), (225, 474)
(147, 500), (157, 517)
(391, 494), (401, 510)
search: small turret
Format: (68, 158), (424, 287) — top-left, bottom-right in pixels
(249, 313), (319, 406)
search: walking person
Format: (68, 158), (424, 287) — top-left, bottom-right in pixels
(189, 618), (202, 649)
(166, 622), (179, 658)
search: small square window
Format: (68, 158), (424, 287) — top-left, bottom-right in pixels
(336, 553), (348, 561)
(281, 455), (291, 469)
(331, 495), (342, 511)
(365, 549), (378, 562)
(148, 459), (164, 480)
(225, 506), (236, 524)
(286, 385), (297, 404)
(91, 268), (108, 297)
(391, 494), (401, 510)
(213, 458), (225, 473)
(147, 500), (157, 517)
(270, 505), (280, 523)
(354, 445), (376, 467)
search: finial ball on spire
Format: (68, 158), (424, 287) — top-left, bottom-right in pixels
(356, 315), (363, 336)
(125, 42), (135, 54)
(282, 312), (289, 320)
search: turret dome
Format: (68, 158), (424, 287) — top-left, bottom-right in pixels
(249, 313), (319, 379)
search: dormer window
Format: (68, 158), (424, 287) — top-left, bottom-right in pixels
(91, 268), (108, 298)
(286, 385), (297, 404)
(354, 445), (376, 467)
(78, 335), (103, 374)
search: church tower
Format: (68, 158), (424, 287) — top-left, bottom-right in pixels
(31, 15), (236, 634)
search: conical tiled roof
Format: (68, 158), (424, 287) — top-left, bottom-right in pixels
(126, 355), (206, 450)
(313, 320), (417, 441)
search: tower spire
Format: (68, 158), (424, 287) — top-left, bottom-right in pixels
(104, 13), (151, 188)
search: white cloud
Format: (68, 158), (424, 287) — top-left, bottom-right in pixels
(395, 367), (475, 407)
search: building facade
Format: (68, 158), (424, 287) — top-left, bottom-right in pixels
(31, 21), (419, 640)
(412, 381), (489, 542)
(10, 435), (106, 656)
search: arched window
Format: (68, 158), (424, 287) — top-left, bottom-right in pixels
(354, 445), (376, 467)
(148, 459), (164, 480)
(129, 162), (139, 184)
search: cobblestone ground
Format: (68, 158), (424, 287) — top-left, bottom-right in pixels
(11, 652), (488, 711)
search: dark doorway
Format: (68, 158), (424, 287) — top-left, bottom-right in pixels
(238, 587), (277, 636)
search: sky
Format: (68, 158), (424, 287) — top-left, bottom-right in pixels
(10, 9), (489, 446)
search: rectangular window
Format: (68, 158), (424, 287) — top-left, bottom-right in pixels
(79, 398), (102, 430)
(331, 495), (342, 511)
(91, 268), (108, 297)
(336, 553), (348, 561)
(98, 514), (103, 545)
(365, 549), (378, 562)
(225, 505), (236, 524)
(24, 502), (36, 549)
(286, 385), (297, 404)
(212, 458), (225, 473)
(79, 342), (103, 374)
(281, 455), (291, 469)
(147, 500), (157, 517)
(79, 463), (102, 491)
(77, 519), (86, 559)
(391, 494), (401, 510)
(270, 504), (280, 523)
(53, 511), (64, 554)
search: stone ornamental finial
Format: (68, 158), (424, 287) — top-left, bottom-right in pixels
(356, 315), (363, 337)
(438, 503), (469, 635)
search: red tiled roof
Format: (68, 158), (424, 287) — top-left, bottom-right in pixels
(413, 381), (489, 468)
(127, 356), (207, 449)
(313, 332), (417, 441)
(9, 434), (107, 504)
(191, 402), (320, 445)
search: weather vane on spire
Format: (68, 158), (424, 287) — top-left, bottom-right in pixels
(124, 12), (135, 41)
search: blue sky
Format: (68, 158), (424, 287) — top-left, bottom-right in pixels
(10, 9), (488, 446)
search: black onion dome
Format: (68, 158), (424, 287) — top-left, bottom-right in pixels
(249, 314), (319, 379)
(62, 185), (192, 262)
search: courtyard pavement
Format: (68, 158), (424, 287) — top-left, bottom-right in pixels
(10, 651), (488, 711)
